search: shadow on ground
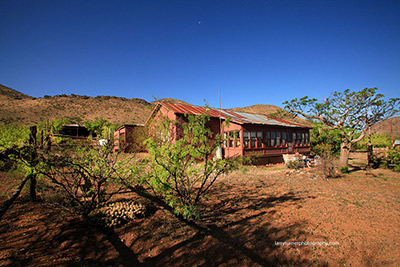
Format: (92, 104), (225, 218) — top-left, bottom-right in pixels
(0, 195), (128, 266)
(117, 182), (327, 267)
(1, 180), (326, 266)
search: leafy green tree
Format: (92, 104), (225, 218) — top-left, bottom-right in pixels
(0, 123), (124, 219)
(386, 148), (400, 171)
(40, 118), (74, 135)
(352, 133), (391, 150)
(85, 117), (112, 139)
(310, 124), (342, 157)
(136, 112), (240, 220)
(0, 124), (30, 171)
(0, 124), (29, 149)
(284, 88), (399, 168)
(0, 126), (42, 217)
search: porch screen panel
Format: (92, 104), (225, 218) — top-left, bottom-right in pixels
(297, 133), (302, 146)
(250, 132), (256, 148)
(235, 131), (241, 147)
(271, 131), (276, 147)
(244, 131), (249, 148)
(276, 131), (281, 147)
(257, 132), (262, 148)
(282, 131), (287, 147)
(223, 132), (227, 147)
(264, 131), (271, 147)
(229, 132), (234, 147)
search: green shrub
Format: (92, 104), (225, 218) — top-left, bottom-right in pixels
(352, 133), (391, 150)
(0, 124), (32, 171)
(319, 153), (340, 179)
(39, 144), (127, 216)
(138, 112), (241, 220)
(385, 148), (400, 171)
(310, 124), (342, 157)
(84, 117), (112, 139)
(286, 160), (303, 169)
(0, 124), (29, 149)
(368, 153), (384, 169)
(341, 166), (350, 173)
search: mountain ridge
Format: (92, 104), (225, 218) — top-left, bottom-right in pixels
(1, 84), (398, 139)
(0, 84), (296, 126)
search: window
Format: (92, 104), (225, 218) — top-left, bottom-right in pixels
(271, 131), (276, 147)
(282, 131), (287, 147)
(257, 132), (262, 147)
(297, 133), (302, 146)
(235, 131), (241, 147)
(225, 131), (241, 148)
(229, 131), (234, 147)
(223, 132), (227, 147)
(244, 131), (249, 148)
(276, 131), (281, 147)
(293, 132), (297, 146)
(250, 132), (256, 148)
(264, 131), (271, 147)
(157, 131), (170, 143)
(305, 133), (309, 146)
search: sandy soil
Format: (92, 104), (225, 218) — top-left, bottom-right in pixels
(1, 153), (399, 266)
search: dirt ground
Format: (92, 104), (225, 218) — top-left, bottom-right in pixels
(1, 153), (400, 266)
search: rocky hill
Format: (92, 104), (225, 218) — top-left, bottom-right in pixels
(371, 117), (400, 140)
(0, 84), (155, 125)
(1, 84), (397, 135)
(0, 84), (303, 126)
(0, 84), (30, 99)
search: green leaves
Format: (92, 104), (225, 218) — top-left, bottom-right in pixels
(0, 124), (29, 149)
(283, 87), (399, 166)
(38, 143), (127, 216)
(140, 111), (240, 220)
(84, 117), (112, 139)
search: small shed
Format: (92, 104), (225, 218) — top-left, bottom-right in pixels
(113, 124), (145, 153)
(60, 124), (92, 138)
(146, 102), (311, 164)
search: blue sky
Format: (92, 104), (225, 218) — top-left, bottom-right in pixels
(1, 0), (399, 109)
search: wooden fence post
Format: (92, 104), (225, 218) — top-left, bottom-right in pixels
(29, 126), (37, 202)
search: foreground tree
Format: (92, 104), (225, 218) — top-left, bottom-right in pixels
(284, 88), (399, 168)
(129, 112), (240, 220)
(38, 142), (127, 217)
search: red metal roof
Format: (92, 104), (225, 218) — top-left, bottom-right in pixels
(160, 102), (307, 128)
(161, 102), (222, 117)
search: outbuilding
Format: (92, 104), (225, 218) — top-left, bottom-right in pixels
(59, 124), (92, 138)
(113, 124), (145, 153)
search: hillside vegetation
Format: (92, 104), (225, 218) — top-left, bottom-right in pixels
(1, 84), (398, 135)
(0, 84), (304, 126)
(0, 84), (155, 125)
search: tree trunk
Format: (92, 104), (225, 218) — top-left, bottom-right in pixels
(339, 142), (351, 168)
(30, 174), (37, 202)
(29, 126), (37, 145)
(367, 139), (373, 168)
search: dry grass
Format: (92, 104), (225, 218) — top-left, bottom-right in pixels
(1, 153), (399, 266)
